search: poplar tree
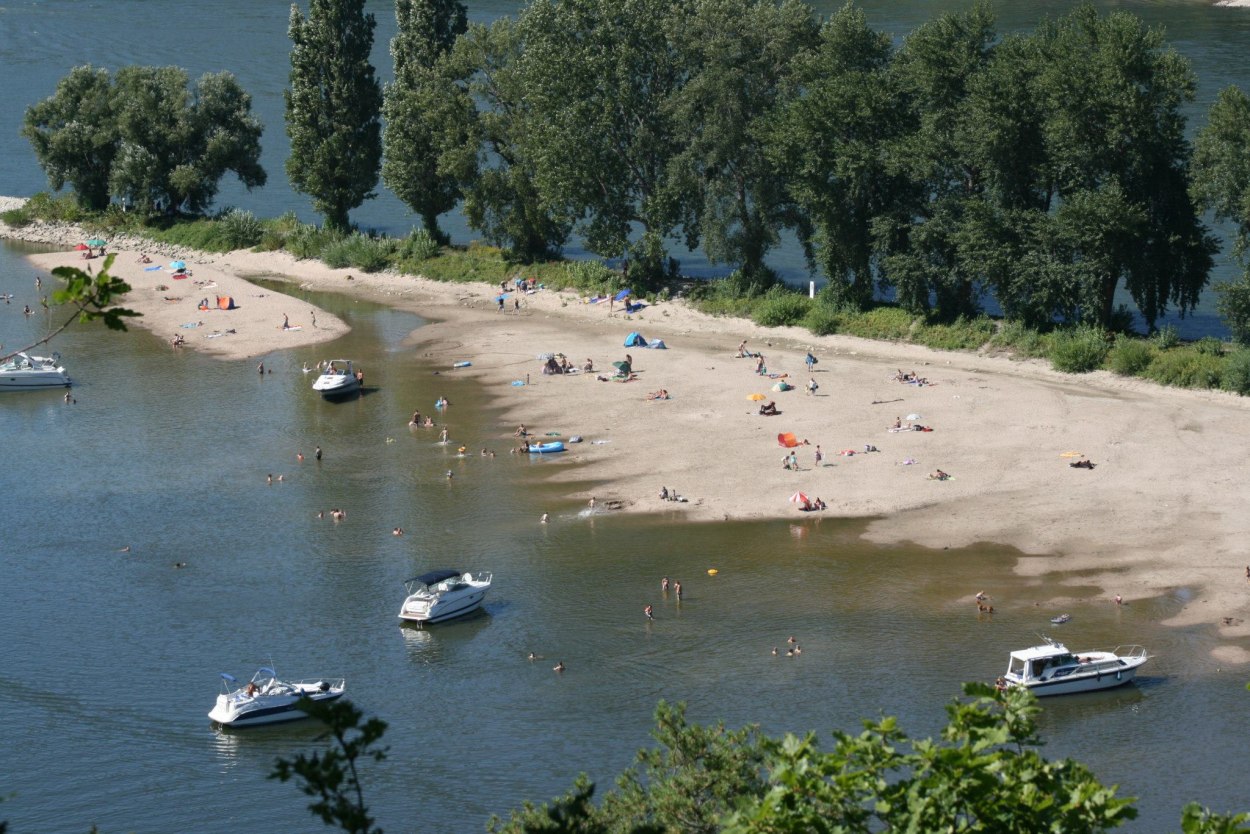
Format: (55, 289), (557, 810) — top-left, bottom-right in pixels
(382, 0), (470, 242)
(285, 0), (383, 232)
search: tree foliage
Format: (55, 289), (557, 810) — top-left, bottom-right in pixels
(286, 0), (383, 232)
(270, 698), (388, 834)
(382, 0), (471, 241)
(23, 65), (265, 214)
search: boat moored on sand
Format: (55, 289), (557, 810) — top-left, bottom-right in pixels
(398, 569), (492, 624)
(208, 667), (345, 727)
(999, 637), (1148, 696)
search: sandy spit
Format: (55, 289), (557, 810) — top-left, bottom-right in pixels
(6, 202), (1250, 660)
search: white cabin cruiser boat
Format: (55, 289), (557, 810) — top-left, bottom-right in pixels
(398, 569), (493, 624)
(208, 667), (345, 727)
(0, 352), (71, 389)
(312, 360), (361, 397)
(1000, 637), (1148, 696)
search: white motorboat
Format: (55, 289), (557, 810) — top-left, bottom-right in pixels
(0, 352), (71, 390)
(312, 360), (361, 397)
(208, 667), (345, 727)
(1000, 637), (1148, 696)
(398, 569), (493, 624)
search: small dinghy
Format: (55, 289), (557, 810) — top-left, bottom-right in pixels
(1050, 613), (1071, 625)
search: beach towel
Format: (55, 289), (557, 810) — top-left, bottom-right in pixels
(511, 380), (526, 386)
(144, 265), (163, 271)
(453, 361), (472, 368)
(179, 321), (201, 328)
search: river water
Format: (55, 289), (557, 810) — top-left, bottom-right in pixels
(2, 238), (1248, 832)
(2, 0), (1249, 336)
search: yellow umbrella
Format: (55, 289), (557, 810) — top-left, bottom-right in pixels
(747, 393), (767, 401)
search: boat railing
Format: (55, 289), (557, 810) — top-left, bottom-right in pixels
(1110, 645), (1149, 661)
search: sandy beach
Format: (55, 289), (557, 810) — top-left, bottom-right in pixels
(6, 202), (1250, 662)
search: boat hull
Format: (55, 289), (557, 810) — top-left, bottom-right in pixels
(208, 685), (344, 727)
(398, 589), (488, 623)
(1012, 659), (1147, 696)
(313, 377), (360, 397)
(0, 375), (71, 390)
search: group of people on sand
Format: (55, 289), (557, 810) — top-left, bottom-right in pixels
(657, 486), (687, 503)
(797, 497), (826, 512)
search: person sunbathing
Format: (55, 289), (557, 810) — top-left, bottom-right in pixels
(929, 469), (951, 481)
(759, 401), (779, 415)
(1069, 458), (1095, 469)
(647, 389), (669, 400)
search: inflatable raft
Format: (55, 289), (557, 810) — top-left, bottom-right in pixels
(527, 441), (565, 454)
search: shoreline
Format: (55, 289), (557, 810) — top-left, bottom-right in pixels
(6, 200), (1250, 663)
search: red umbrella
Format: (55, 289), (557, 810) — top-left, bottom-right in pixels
(75, 243), (89, 251)
(788, 491), (810, 504)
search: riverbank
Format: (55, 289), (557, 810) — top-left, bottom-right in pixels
(5, 202), (1250, 662)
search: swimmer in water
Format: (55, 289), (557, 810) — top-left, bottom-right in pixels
(553, 661), (565, 673)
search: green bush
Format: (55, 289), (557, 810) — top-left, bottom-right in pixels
(398, 229), (440, 264)
(321, 232), (397, 272)
(751, 286), (811, 328)
(989, 321), (1051, 358)
(839, 306), (915, 341)
(914, 316), (996, 351)
(803, 304), (842, 336)
(219, 209), (263, 250)
(1152, 324), (1180, 350)
(23, 191), (90, 224)
(1215, 275), (1250, 346)
(148, 217), (234, 252)
(1, 206), (32, 226)
(562, 259), (618, 294)
(1049, 326), (1109, 373)
(286, 223), (336, 260)
(1220, 348), (1250, 395)
(1106, 337), (1156, 376)
(1194, 336), (1226, 357)
(256, 212), (302, 251)
(1144, 348), (1223, 389)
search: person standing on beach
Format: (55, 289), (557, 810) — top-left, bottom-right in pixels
(310, 308), (317, 328)
(315, 446), (322, 461)
(282, 313), (290, 330)
(814, 446), (823, 466)
(806, 378), (818, 396)
(805, 352), (816, 372)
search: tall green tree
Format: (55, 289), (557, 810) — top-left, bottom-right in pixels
(514, 0), (687, 286)
(23, 66), (265, 214)
(382, 0), (470, 241)
(22, 66), (117, 210)
(882, 2), (998, 318)
(666, 0), (817, 286)
(108, 67), (266, 214)
(443, 19), (572, 261)
(768, 3), (906, 308)
(286, 0), (383, 232)
(1034, 5), (1214, 329)
(1193, 86), (1250, 343)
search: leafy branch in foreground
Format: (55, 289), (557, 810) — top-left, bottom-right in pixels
(1, 253), (140, 364)
(270, 698), (388, 834)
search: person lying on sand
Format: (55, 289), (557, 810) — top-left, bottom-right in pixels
(928, 469), (951, 481)
(647, 389), (669, 400)
(759, 401), (779, 416)
(1069, 458), (1095, 469)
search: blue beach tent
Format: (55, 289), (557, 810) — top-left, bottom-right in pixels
(624, 332), (647, 347)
